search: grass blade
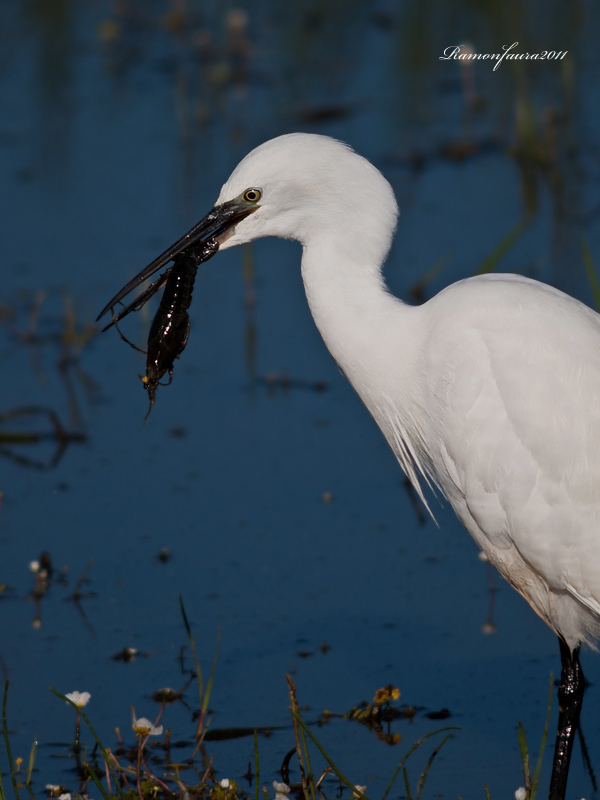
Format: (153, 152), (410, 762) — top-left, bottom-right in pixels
(530, 672), (554, 798)
(25, 735), (36, 785)
(0, 727), (5, 800)
(290, 710), (368, 799)
(517, 721), (531, 790)
(201, 629), (220, 715)
(286, 677), (310, 800)
(582, 239), (600, 311)
(50, 688), (125, 800)
(82, 755), (111, 800)
(415, 732), (453, 800)
(2, 682), (20, 800)
(403, 767), (412, 800)
(180, 596), (204, 703)
(254, 730), (260, 800)
(381, 727), (459, 800)
(292, 708), (456, 800)
(299, 723), (316, 800)
(476, 219), (527, 275)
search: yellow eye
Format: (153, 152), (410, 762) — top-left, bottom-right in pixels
(243, 188), (262, 203)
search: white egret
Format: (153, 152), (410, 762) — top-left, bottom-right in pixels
(99, 133), (600, 799)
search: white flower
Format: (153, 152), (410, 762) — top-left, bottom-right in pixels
(220, 780), (231, 789)
(478, 551), (489, 562)
(46, 787), (70, 800)
(515, 789), (527, 800)
(65, 691), (91, 708)
(132, 716), (163, 736)
(353, 787), (367, 800)
(273, 782), (290, 800)
(30, 561), (40, 572)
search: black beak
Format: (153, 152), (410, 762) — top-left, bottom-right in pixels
(96, 199), (256, 322)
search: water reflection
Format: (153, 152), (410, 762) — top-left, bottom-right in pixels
(0, 291), (95, 468)
(0, 406), (84, 470)
(27, 0), (77, 180)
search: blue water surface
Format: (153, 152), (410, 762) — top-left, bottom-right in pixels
(1, 1), (600, 797)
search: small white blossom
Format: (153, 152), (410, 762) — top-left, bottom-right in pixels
(353, 787), (367, 800)
(273, 781), (290, 800)
(220, 780), (231, 789)
(515, 789), (527, 800)
(478, 551), (490, 562)
(30, 561), (40, 572)
(65, 691), (91, 708)
(58, 794), (71, 800)
(132, 716), (163, 736)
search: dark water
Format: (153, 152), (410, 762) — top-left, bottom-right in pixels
(1, 1), (600, 797)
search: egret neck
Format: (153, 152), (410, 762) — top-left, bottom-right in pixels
(300, 234), (432, 508)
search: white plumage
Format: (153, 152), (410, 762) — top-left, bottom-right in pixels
(214, 132), (600, 653)
(96, 130), (593, 797)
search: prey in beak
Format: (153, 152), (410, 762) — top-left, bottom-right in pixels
(96, 196), (258, 326)
(96, 195), (259, 417)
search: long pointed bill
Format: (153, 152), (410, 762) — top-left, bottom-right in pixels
(97, 199), (257, 322)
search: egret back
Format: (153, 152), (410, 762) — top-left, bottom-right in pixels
(418, 273), (600, 648)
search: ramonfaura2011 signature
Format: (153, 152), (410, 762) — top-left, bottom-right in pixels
(440, 41), (568, 71)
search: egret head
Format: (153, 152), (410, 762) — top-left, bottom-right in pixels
(97, 134), (399, 323)
(209, 133), (399, 254)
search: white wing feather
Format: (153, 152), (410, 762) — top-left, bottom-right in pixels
(418, 275), (600, 647)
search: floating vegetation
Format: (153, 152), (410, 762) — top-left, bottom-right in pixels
(0, 595), (568, 800)
(340, 685), (416, 746)
(0, 601), (461, 800)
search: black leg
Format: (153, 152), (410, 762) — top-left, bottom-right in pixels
(548, 638), (585, 800)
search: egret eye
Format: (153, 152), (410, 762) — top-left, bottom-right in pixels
(243, 188), (262, 203)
